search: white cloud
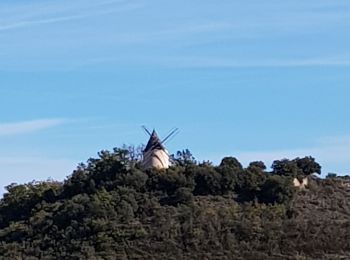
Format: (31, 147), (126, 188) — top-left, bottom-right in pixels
(232, 136), (350, 175)
(0, 0), (142, 32)
(236, 140), (350, 164)
(160, 56), (350, 69)
(0, 156), (77, 196)
(76, 54), (350, 70)
(0, 119), (67, 136)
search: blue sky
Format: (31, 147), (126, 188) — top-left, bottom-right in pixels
(1, 0), (350, 194)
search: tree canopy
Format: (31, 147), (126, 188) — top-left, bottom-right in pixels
(0, 147), (349, 259)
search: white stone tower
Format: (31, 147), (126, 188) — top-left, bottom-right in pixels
(142, 129), (172, 170)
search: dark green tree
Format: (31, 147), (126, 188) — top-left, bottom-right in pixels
(172, 149), (196, 166)
(294, 156), (321, 176)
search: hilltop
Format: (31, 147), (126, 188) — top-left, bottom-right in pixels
(0, 148), (349, 259)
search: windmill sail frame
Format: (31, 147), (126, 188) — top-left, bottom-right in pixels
(142, 127), (178, 170)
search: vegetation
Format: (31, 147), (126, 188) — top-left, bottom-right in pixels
(0, 147), (349, 259)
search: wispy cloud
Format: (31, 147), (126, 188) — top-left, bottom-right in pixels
(161, 56), (350, 69)
(0, 1), (142, 32)
(0, 119), (67, 136)
(0, 156), (75, 167)
(77, 55), (350, 70)
(0, 14), (90, 31)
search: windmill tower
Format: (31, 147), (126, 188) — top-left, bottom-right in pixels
(142, 127), (178, 170)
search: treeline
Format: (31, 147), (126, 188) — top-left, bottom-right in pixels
(0, 148), (349, 259)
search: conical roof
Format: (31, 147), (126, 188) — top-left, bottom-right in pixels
(144, 130), (165, 152)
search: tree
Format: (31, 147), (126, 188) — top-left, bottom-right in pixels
(259, 175), (294, 204)
(294, 156), (321, 176)
(216, 157), (243, 194)
(193, 166), (222, 195)
(247, 161), (266, 172)
(271, 159), (300, 177)
(122, 144), (144, 162)
(219, 157), (243, 170)
(172, 149), (196, 166)
(235, 170), (266, 202)
(272, 157), (321, 178)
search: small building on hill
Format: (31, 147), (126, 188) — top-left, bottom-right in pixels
(142, 130), (170, 170)
(293, 177), (309, 189)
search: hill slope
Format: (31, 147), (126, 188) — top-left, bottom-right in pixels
(0, 148), (349, 259)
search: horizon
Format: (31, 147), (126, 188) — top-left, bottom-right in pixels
(1, 0), (350, 195)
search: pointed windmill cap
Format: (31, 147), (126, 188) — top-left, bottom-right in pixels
(144, 130), (165, 152)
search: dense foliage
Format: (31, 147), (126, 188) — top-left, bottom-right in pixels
(0, 148), (349, 259)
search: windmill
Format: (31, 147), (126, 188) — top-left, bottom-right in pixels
(142, 126), (179, 169)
